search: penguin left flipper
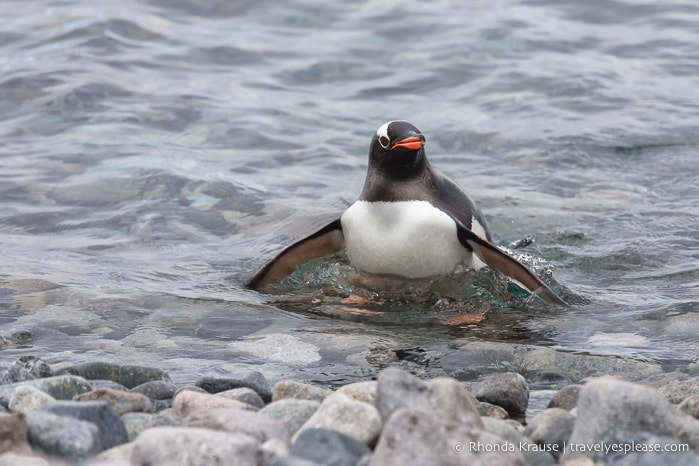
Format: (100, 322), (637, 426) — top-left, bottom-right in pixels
(456, 224), (568, 306)
(247, 219), (345, 289)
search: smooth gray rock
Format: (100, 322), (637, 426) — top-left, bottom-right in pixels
(184, 408), (289, 445)
(40, 400), (128, 450)
(26, 411), (101, 460)
(370, 408), (526, 466)
(196, 371), (272, 402)
(482, 417), (555, 466)
(472, 372), (529, 418)
(294, 392), (381, 446)
(523, 408), (574, 459)
(0, 375), (92, 407)
(563, 378), (699, 461)
(130, 426), (262, 466)
(547, 384), (581, 410)
(58, 362), (171, 389)
(259, 399), (321, 437)
(290, 428), (370, 466)
(215, 387), (265, 409)
(336, 381), (377, 405)
(131, 380), (177, 400)
(658, 378), (699, 404)
(121, 410), (179, 441)
(272, 380), (331, 402)
(87, 380), (130, 392)
(376, 367), (482, 429)
(8, 385), (55, 414)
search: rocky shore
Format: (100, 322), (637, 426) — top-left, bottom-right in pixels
(0, 356), (697, 466)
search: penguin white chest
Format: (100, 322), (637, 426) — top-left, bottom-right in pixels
(340, 200), (470, 278)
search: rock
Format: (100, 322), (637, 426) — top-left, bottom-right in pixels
(0, 453), (49, 466)
(58, 362), (171, 389)
(290, 428), (370, 466)
(0, 413), (30, 454)
(526, 370), (573, 390)
(524, 408), (575, 459)
(477, 401), (509, 419)
(26, 411), (101, 460)
(595, 430), (699, 466)
(172, 389), (251, 418)
(547, 384), (581, 411)
(658, 378), (699, 404)
(184, 408), (288, 445)
(13, 357), (52, 379)
(259, 399), (321, 437)
(173, 385), (208, 397)
(295, 392), (381, 446)
(73, 387), (153, 415)
(131, 380), (177, 400)
(472, 372), (529, 418)
(269, 457), (321, 466)
(152, 399), (173, 412)
(121, 410), (179, 441)
(8, 385), (55, 414)
(563, 378), (699, 462)
(375, 367), (482, 428)
(87, 380), (130, 392)
(336, 381), (377, 405)
(0, 375), (92, 406)
(272, 380), (331, 402)
(679, 395), (699, 419)
(370, 408), (525, 466)
(196, 371), (272, 402)
(0, 367), (34, 385)
(130, 426), (262, 466)
(40, 400), (128, 450)
(482, 417), (555, 466)
(92, 441), (135, 464)
(215, 387), (265, 409)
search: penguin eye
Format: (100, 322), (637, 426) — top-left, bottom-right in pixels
(378, 135), (390, 149)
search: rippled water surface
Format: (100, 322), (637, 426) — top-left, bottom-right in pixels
(1, 0), (698, 387)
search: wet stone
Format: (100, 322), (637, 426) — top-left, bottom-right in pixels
(8, 385), (55, 414)
(87, 380), (129, 392)
(73, 387), (153, 415)
(131, 380), (177, 400)
(12, 357), (52, 379)
(472, 372), (530, 418)
(121, 410), (179, 442)
(196, 371), (272, 402)
(131, 426), (262, 466)
(525, 370), (573, 390)
(290, 428), (370, 466)
(524, 408), (575, 459)
(0, 412), (30, 454)
(259, 399), (321, 437)
(26, 411), (101, 460)
(173, 389), (251, 418)
(547, 384), (581, 410)
(184, 407), (288, 445)
(295, 392), (381, 445)
(152, 399), (173, 412)
(0, 367), (34, 385)
(0, 375), (92, 407)
(40, 400), (128, 450)
(477, 401), (509, 419)
(58, 362), (171, 389)
(273, 380), (331, 402)
(215, 387), (265, 409)
(657, 378), (699, 404)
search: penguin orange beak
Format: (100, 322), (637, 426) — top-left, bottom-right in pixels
(392, 136), (425, 151)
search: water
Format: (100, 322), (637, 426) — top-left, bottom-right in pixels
(1, 0), (698, 388)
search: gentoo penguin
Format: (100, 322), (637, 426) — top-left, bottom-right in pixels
(247, 120), (566, 306)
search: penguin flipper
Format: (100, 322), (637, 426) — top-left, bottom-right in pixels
(247, 219), (345, 289)
(456, 225), (567, 306)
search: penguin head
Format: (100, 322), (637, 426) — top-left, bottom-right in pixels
(369, 120), (427, 178)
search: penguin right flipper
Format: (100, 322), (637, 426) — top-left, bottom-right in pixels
(456, 225), (567, 306)
(247, 219), (345, 290)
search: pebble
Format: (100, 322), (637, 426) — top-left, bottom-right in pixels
(563, 378), (699, 462)
(679, 395), (699, 419)
(477, 401), (509, 419)
(272, 380), (332, 402)
(657, 378), (699, 404)
(481, 417), (555, 466)
(0, 453), (49, 466)
(26, 411), (101, 460)
(523, 408), (575, 459)
(184, 408), (289, 445)
(73, 387), (153, 415)
(8, 385), (55, 414)
(259, 399), (321, 437)
(172, 389), (252, 418)
(215, 387), (265, 409)
(130, 426), (262, 466)
(336, 381), (377, 405)
(0, 367), (34, 385)
(289, 427), (370, 466)
(546, 384), (581, 410)
(120, 410), (179, 441)
(13, 357), (52, 379)
(58, 362), (172, 389)
(87, 380), (130, 392)
(131, 380), (177, 400)
(295, 392), (381, 445)
(0, 412), (30, 454)
(40, 400), (128, 450)
(375, 367), (482, 428)
(472, 372), (530, 418)
(0, 375), (92, 406)
(370, 408), (525, 466)
(195, 371), (272, 402)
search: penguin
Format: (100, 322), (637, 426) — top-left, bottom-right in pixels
(247, 120), (567, 306)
